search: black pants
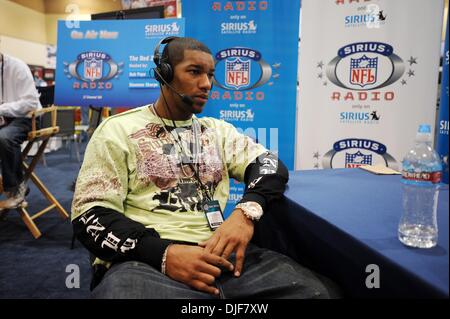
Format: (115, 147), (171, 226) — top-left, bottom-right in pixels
(0, 117), (32, 193)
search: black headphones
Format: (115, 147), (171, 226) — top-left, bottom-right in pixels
(153, 36), (179, 85)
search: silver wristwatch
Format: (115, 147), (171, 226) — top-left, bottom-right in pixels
(235, 201), (263, 221)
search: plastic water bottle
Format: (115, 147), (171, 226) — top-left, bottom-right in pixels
(398, 124), (442, 248)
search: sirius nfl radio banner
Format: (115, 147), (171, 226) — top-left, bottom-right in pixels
(55, 18), (185, 107)
(436, 17), (449, 184)
(296, 0), (444, 170)
(183, 0), (300, 216)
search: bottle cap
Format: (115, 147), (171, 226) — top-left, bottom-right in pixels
(415, 124), (432, 143)
(418, 124), (431, 134)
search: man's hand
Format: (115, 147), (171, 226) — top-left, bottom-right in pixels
(165, 244), (234, 296)
(199, 209), (254, 277)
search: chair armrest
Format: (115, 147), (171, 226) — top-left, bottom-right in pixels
(28, 106), (59, 140)
(28, 106), (58, 117)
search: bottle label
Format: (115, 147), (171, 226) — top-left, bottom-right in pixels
(402, 171), (442, 184)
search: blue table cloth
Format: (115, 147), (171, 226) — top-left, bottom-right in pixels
(253, 168), (449, 298)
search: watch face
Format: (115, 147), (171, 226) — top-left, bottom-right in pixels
(238, 202), (263, 220)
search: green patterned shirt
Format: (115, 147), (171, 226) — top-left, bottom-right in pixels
(72, 105), (266, 244)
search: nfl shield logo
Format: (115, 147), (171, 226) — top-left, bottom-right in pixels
(226, 58), (250, 89)
(345, 151), (373, 168)
(349, 55), (378, 87)
(84, 58), (103, 81)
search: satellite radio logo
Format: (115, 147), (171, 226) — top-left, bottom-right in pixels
(322, 138), (398, 169)
(219, 109), (255, 122)
(440, 120), (449, 135)
(344, 5), (387, 29)
(64, 51), (124, 90)
(340, 110), (381, 125)
(213, 47), (272, 91)
(314, 42), (419, 103)
(326, 42), (405, 91)
(145, 22), (180, 38)
(221, 20), (258, 35)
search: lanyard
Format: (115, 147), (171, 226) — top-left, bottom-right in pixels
(151, 105), (213, 201)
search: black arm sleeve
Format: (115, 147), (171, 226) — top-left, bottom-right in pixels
(240, 152), (289, 211)
(72, 206), (173, 271)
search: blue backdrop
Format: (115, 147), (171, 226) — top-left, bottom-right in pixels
(183, 0), (301, 216)
(55, 18), (185, 107)
(436, 17), (449, 184)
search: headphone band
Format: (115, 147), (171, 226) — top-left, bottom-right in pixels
(153, 36), (179, 67)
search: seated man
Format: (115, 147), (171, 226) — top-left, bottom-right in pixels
(71, 37), (339, 299)
(0, 53), (42, 210)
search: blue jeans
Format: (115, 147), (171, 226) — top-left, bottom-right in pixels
(0, 117), (31, 192)
(92, 243), (340, 299)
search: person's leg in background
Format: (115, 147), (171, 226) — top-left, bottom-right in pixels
(0, 117), (32, 209)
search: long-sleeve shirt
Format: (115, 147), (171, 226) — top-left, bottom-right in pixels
(0, 54), (42, 118)
(71, 105), (288, 270)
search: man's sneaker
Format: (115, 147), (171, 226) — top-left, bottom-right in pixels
(0, 182), (27, 210)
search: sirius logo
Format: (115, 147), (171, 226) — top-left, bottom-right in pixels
(221, 20), (257, 34)
(345, 14), (377, 25)
(340, 112), (370, 121)
(220, 109), (255, 122)
(145, 22), (180, 38)
(322, 138), (398, 170)
(326, 42), (405, 91)
(345, 6), (387, 28)
(63, 51), (123, 90)
(228, 193), (243, 203)
(440, 120), (449, 135)
(336, 139), (384, 153)
(344, 12), (386, 27)
(340, 111), (380, 124)
(217, 48), (260, 60)
(214, 47), (272, 91)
